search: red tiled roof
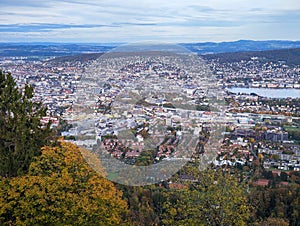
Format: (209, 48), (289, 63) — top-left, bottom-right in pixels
(254, 179), (269, 186)
(169, 183), (187, 189)
(279, 181), (289, 187)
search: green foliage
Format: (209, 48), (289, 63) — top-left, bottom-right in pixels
(161, 168), (251, 226)
(284, 126), (300, 142)
(248, 158), (300, 225)
(258, 217), (289, 226)
(56, 118), (72, 136)
(134, 150), (154, 166)
(0, 142), (128, 225)
(202, 47), (300, 66)
(118, 185), (161, 226)
(249, 184), (300, 225)
(196, 104), (210, 111)
(0, 70), (53, 177)
(117, 163), (252, 225)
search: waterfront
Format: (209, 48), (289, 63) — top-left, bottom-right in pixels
(227, 88), (300, 98)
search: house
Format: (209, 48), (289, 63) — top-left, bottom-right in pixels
(168, 182), (187, 189)
(254, 179), (270, 187)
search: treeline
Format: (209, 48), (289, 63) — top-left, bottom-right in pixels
(48, 52), (104, 64)
(248, 159), (300, 225)
(202, 48), (300, 66)
(116, 159), (300, 225)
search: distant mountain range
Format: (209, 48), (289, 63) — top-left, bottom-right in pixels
(0, 43), (115, 58)
(1, 40), (300, 58)
(182, 40), (300, 55)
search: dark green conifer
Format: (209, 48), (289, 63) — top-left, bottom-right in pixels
(0, 70), (52, 177)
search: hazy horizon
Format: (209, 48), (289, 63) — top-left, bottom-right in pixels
(1, 39), (300, 45)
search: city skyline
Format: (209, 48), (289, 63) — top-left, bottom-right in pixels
(1, 0), (300, 43)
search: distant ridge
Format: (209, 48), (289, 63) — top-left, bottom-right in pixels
(182, 40), (300, 54)
(48, 53), (104, 63)
(201, 47), (300, 66)
(1, 40), (300, 58)
(0, 43), (115, 57)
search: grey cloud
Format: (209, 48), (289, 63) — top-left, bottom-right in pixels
(0, 23), (114, 33)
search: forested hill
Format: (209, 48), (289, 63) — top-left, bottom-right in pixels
(49, 47), (300, 67)
(48, 52), (103, 63)
(202, 47), (300, 66)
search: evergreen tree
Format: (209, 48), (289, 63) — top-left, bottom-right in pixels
(0, 70), (52, 177)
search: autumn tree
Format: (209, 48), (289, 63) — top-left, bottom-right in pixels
(161, 168), (251, 225)
(253, 217), (289, 226)
(0, 142), (128, 225)
(118, 185), (161, 225)
(134, 150), (154, 166)
(0, 70), (52, 177)
(249, 184), (300, 225)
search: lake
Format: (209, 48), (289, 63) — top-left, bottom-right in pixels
(227, 88), (300, 98)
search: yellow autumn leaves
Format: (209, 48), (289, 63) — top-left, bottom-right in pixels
(0, 142), (128, 226)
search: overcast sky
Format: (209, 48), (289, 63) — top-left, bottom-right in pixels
(0, 0), (299, 43)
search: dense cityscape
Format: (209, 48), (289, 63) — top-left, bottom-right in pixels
(1, 48), (300, 171)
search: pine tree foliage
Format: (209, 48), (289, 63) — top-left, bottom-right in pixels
(0, 70), (52, 177)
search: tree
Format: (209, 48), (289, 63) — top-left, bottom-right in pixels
(0, 70), (53, 177)
(117, 185), (161, 225)
(249, 184), (300, 225)
(161, 168), (251, 225)
(0, 142), (128, 225)
(134, 150), (154, 166)
(253, 217), (289, 226)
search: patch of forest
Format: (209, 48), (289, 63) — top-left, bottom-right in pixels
(202, 48), (300, 66)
